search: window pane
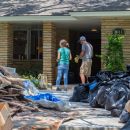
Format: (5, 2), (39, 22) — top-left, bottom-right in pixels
(31, 30), (43, 59)
(13, 31), (27, 59)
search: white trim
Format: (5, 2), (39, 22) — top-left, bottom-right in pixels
(69, 11), (130, 17)
(0, 16), (77, 22)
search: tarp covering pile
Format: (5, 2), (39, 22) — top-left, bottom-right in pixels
(23, 80), (71, 111)
(69, 69), (130, 125)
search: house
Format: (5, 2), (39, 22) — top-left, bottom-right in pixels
(0, 0), (130, 84)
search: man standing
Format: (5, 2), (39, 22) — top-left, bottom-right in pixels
(79, 36), (93, 84)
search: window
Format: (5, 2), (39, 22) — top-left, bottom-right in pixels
(13, 28), (43, 60)
(13, 31), (27, 60)
(31, 30), (43, 59)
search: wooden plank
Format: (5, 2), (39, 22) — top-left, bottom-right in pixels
(0, 102), (10, 126)
(0, 117), (13, 130)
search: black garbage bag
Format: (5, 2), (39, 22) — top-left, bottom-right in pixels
(69, 80), (100, 102)
(128, 92), (130, 100)
(105, 89), (119, 110)
(96, 85), (111, 107)
(105, 81), (128, 111)
(89, 90), (100, 108)
(112, 96), (127, 110)
(111, 109), (122, 117)
(123, 76), (130, 90)
(105, 91), (127, 111)
(113, 71), (128, 79)
(96, 71), (114, 81)
(120, 110), (130, 123)
(89, 79), (113, 108)
(69, 84), (89, 102)
(120, 118), (130, 130)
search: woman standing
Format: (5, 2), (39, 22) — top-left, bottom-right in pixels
(56, 39), (72, 91)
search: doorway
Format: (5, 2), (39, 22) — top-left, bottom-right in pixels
(69, 30), (101, 83)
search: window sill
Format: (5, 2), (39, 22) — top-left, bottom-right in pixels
(13, 59), (43, 62)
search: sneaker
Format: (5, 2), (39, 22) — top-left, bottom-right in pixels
(56, 87), (62, 91)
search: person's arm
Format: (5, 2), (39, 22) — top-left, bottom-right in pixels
(57, 51), (60, 62)
(70, 51), (72, 60)
(80, 50), (85, 58)
(79, 44), (85, 58)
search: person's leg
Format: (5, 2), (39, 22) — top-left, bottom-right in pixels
(80, 62), (86, 84)
(56, 68), (63, 90)
(80, 74), (86, 84)
(63, 65), (69, 90)
(85, 60), (92, 82)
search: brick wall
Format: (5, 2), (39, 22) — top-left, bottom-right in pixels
(43, 22), (56, 84)
(101, 18), (130, 69)
(0, 23), (13, 66)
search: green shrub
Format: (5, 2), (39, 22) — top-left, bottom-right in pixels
(102, 34), (125, 72)
(21, 74), (40, 88)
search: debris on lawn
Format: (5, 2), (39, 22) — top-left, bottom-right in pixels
(0, 66), (71, 116)
(0, 66), (77, 129)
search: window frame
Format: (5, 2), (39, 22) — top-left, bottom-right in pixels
(13, 25), (43, 60)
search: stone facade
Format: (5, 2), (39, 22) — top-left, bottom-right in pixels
(0, 23), (13, 66)
(101, 18), (130, 69)
(43, 22), (56, 84)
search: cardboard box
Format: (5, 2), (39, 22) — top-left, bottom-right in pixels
(125, 100), (130, 113)
(0, 117), (13, 130)
(0, 103), (10, 126)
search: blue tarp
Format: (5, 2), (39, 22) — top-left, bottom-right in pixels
(89, 80), (99, 91)
(22, 80), (70, 111)
(24, 93), (60, 102)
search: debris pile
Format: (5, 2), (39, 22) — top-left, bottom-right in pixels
(0, 66), (70, 117)
(0, 66), (41, 117)
(0, 66), (74, 129)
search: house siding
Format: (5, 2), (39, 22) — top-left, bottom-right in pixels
(101, 18), (130, 69)
(0, 23), (13, 66)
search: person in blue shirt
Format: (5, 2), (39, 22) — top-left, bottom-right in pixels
(56, 39), (72, 91)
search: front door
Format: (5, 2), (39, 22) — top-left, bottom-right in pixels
(69, 30), (101, 83)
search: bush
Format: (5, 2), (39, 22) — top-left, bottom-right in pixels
(102, 34), (125, 72)
(21, 74), (40, 88)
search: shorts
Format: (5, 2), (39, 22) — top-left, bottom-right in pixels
(80, 60), (92, 77)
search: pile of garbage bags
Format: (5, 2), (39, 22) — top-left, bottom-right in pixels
(69, 69), (130, 124)
(23, 80), (71, 112)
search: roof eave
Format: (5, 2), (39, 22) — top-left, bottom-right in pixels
(69, 11), (130, 17)
(0, 15), (77, 22)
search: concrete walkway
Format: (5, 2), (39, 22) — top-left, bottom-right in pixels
(13, 85), (125, 130)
